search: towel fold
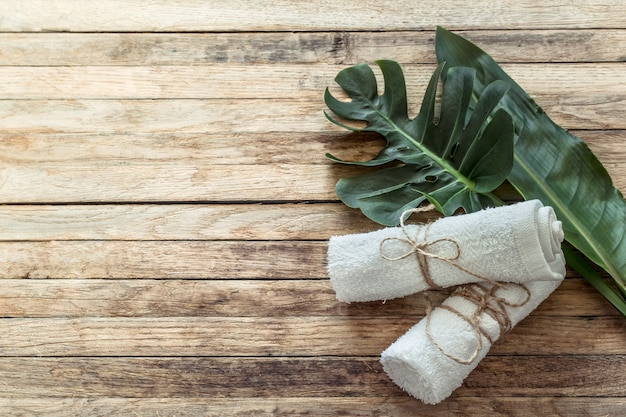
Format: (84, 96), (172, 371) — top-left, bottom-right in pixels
(380, 278), (562, 404)
(328, 200), (565, 302)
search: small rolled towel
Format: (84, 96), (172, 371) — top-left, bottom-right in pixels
(328, 200), (565, 302)
(380, 278), (563, 404)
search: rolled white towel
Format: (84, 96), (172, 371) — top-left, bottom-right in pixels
(328, 200), (565, 302)
(380, 278), (563, 404)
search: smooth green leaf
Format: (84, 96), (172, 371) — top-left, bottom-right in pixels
(325, 60), (514, 225)
(435, 26), (626, 312)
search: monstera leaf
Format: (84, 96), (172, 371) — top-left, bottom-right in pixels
(324, 60), (514, 225)
(435, 26), (626, 315)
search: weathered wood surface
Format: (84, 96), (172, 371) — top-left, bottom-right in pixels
(1, 397), (625, 417)
(1, 1), (625, 416)
(1, 30), (626, 65)
(1, 0), (625, 31)
(0, 278), (618, 317)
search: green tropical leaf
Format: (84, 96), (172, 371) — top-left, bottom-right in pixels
(324, 60), (514, 225)
(435, 26), (626, 312)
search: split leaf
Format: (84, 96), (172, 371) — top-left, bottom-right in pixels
(324, 60), (514, 225)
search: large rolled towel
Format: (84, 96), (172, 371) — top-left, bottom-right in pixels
(380, 278), (563, 404)
(328, 200), (565, 302)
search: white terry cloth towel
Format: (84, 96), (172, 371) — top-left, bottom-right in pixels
(380, 278), (563, 405)
(327, 199), (565, 302)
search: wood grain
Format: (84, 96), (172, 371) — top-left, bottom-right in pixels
(0, 278), (617, 318)
(1, 397), (624, 417)
(1, 30), (625, 66)
(0, 98), (622, 135)
(1, 0), (624, 32)
(0, 164), (345, 203)
(0, 130), (622, 166)
(0, 64), (624, 100)
(0, 130), (621, 204)
(1, 161), (626, 203)
(0, 240), (599, 280)
(1, 1), (625, 415)
(0, 203), (378, 240)
(0, 241), (327, 279)
(0, 356), (623, 398)
(0, 315), (623, 357)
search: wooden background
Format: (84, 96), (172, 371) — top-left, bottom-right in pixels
(0, 1), (625, 415)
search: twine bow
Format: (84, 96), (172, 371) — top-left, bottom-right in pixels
(378, 206), (494, 290)
(379, 205), (532, 365)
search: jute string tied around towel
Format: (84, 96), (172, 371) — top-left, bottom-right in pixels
(425, 282), (531, 365)
(379, 206), (531, 365)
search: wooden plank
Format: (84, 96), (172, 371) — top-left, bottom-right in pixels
(501, 316), (626, 355)
(1, 30), (625, 66)
(1, 397), (624, 417)
(543, 278), (621, 316)
(0, 132), (362, 166)
(0, 241), (327, 279)
(0, 316), (413, 357)
(0, 131), (623, 201)
(0, 131), (621, 201)
(0, 132), (622, 204)
(0, 357), (399, 398)
(0, 99), (329, 134)
(0, 203), (381, 241)
(0, 239), (596, 280)
(0, 315), (622, 356)
(0, 164), (343, 203)
(0, 397), (430, 417)
(0, 64), (624, 101)
(0, 131), (389, 166)
(0, 278), (615, 319)
(1, 0), (624, 32)
(0, 356), (623, 398)
(0, 63), (422, 99)
(2, 129), (621, 166)
(0, 278), (617, 318)
(0, 239), (611, 280)
(451, 398), (626, 417)
(0, 133), (621, 205)
(0, 279), (348, 318)
(462, 355), (626, 397)
(2, 161), (626, 204)
(0, 277), (615, 316)
(0, 99), (621, 137)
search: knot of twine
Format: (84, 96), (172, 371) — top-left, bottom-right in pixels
(378, 206), (492, 290)
(426, 282), (531, 365)
(379, 205), (532, 365)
